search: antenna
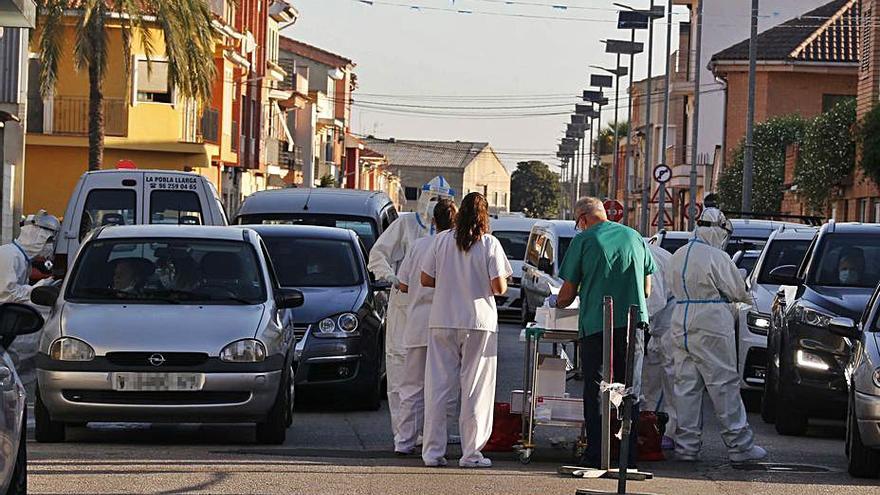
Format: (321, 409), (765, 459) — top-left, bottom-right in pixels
(303, 188), (313, 211)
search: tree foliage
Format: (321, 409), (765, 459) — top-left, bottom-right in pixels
(596, 121), (629, 155)
(859, 102), (880, 189)
(510, 161), (560, 218)
(795, 99), (856, 213)
(35, 1), (217, 169)
(718, 114), (806, 213)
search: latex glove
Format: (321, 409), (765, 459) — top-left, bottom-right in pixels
(385, 275), (401, 289)
(33, 277), (55, 288)
(545, 294), (558, 308)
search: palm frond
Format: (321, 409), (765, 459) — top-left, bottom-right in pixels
(35, 0), (67, 97)
(150, 0), (216, 104)
(74, 0), (109, 76)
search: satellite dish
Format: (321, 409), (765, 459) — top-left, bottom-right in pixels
(243, 32), (256, 54)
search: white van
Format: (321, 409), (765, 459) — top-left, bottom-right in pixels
(489, 216), (538, 315)
(519, 220), (577, 326)
(54, 170), (227, 272)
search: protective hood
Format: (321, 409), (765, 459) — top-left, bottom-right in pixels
(16, 224), (54, 259)
(694, 208), (732, 250)
(415, 176), (455, 234)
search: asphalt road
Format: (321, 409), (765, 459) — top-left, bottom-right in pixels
(27, 320), (879, 494)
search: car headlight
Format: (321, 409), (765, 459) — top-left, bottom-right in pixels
(873, 368), (880, 389)
(220, 339), (266, 363)
(792, 304), (834, 328)
(795, 349), (831, 371)
(313, 313), (360, 338)
(49, 337), (95, 361)
(747, 312), (771, 335)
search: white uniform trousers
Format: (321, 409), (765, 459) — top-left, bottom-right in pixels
(396, 346), (460, 452)
(422, 328), (497, 464)
(641, 331), (678, 439)
(385, 299), (408, 443)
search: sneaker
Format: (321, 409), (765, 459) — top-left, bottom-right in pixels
(675, 452), (699, 462)
(459, 457), (492, 468)
(394, 448), (416, 456)
(424, 457), (448, 467)
(729, 445), (767, 463)
(447, 434), (461, 445)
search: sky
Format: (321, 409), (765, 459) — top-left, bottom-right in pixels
(283, 0), (692, 171)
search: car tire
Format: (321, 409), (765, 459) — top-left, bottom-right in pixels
(34, 389), (65, 443)
(6, 411), (27, 495)
(847, 395), (880, 478)
(256, 367), (291, 445)
(761, 362), (778, 424)
(774, 379), (808, 436)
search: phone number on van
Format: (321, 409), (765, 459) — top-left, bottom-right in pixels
(145, 175), (199, 191)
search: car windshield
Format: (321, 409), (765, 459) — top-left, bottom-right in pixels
(67, 239), (266, 304)
(238, 214), (378, 250)
(262, 236), (362, 287)
(810, 235), (880, 288)
(756, 240), (811, 285)
(494, 230), (529, 261)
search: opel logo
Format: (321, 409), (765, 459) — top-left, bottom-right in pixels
(148, 354), (166, 367)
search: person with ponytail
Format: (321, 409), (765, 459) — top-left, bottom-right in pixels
(419, 192), (512, 468)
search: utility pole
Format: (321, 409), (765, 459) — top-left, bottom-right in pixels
(658, 0), (673, 232)
(640, 0), (658, 234)
(742, 0), (759, 215)
(688, 0), (704, 230)
(611, 52), (623, 202)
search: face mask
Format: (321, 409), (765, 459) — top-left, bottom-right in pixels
(839, 269), (858, 285)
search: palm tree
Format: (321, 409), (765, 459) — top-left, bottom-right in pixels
(596, 121), (630, 155)
(35, 0), (217, 170)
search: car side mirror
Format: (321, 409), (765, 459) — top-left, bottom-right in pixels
(275, 288), (304, 309)
(829, 316), (859, 339)
(372, 280), (392, 292)
(0, 303), (44, 348)
(768, 265), (801, 286)
(31, 285), (60, 307)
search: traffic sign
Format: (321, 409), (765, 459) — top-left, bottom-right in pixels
(604, 199), (625, 223)
(651, 210), (673, 228)
(684, 202), (704, 221)
(653, 164), (672, 184)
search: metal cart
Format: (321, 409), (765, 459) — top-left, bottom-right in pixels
(515, 323), (584, 464)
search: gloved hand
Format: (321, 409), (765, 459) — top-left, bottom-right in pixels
(386, 275), (401, 289)
(33, 277), (55, 288)
(545, 294), (558, 308)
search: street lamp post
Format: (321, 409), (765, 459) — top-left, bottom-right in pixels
(658, 0), (675, 232)
(688, 0), (704, 229)
(742, 0), (759, 215)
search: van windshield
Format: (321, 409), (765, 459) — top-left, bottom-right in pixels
(67, 239), (266, 304)
(238, 214), (378, 250)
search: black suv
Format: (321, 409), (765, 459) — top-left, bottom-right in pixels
(763, 222), (880, 435)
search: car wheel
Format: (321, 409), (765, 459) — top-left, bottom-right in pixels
(256, 368), (290, 445)
(847, 395), (880, 478)
(761, 361), (778, 424)
(34, 389), (65, 443)
(6, 411), (27, 495)
(285, 364), (295, 427)
(774, 379), (808, 436)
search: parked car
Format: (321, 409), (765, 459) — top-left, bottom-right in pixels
(838, 283), (880, 478)
(0, 304), (45, 494)
(764, 222), (880, 436)
(31, 225), (304, 444)
(520, 220), (577, 326)
(235, 188), (397, 251)
(55, 169), (228, 274)
(737, 227), (816, 397)
(245, 225), (388, 410)
(490, 216), (539, 314)
(648, 230), (690, 255)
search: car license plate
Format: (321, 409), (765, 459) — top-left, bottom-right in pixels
(111, 373), (204, 391)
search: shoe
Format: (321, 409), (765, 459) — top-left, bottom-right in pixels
(447, 434), (461, 445)
(675, 452), (699, 462)
(395, 448), (416, 456)
(729, 445), (767, 463)
(424, 457), (448, 467)
(577, 455), (601, 469)
(459, 457), (492, 468)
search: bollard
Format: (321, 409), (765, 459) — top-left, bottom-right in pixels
(600, 296), (614, 470)
(617, 305), (641, 494)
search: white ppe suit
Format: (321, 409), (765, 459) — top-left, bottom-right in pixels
(641, 244), (677, 438)
(667, 208), (759, 460)
(367, 177), (454, 445)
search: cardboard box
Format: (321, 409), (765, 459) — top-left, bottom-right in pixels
(511, 390), (584, 422)
(536, 355), (567, 397)
(535, 306), (579, 332)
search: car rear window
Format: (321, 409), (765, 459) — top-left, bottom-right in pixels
(238, 214), (378, 250)
(810, 234), (880, 288)
(661, 237), (688, 254)
(262, 236), (362, 287)
(493, 230), (529, 261)
(150, 190), (204, 225)
(80, 189), (137, 240)
(756, 240), (811, 285)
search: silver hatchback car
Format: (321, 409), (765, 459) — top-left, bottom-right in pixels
(30, 225), (303, 444)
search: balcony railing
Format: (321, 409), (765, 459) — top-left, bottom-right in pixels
(231, 121), (239, 152)
(201, 108), (220, 143)
(180, 101), (219, 144)
(27, 96), (128, 136)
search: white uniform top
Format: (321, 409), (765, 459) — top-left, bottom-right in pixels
(0, 243), (33, 303)
(397, 235), (436, 348)
(421, 231), (512, 332)
(646, 244), (675, 336)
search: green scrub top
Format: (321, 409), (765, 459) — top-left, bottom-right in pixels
(559, 221), (656, 336)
